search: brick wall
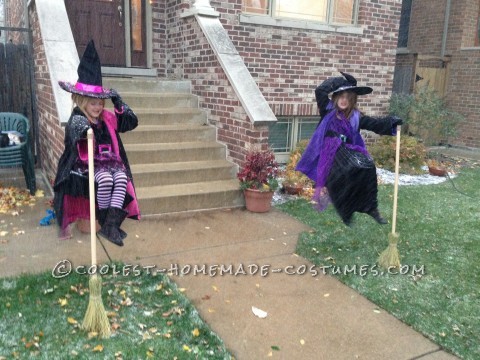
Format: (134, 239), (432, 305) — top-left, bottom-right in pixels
(29, 5), (64, 183)
(408, 0), (446, 56)
(447, 49), (480, 148)
(164, 0), (401, 164)
(151, 0), (167, 76)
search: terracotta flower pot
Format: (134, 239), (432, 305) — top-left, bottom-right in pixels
(428, 165), (447, 177)
(243, 188), (274, 213)
(284, 183), (303, 195)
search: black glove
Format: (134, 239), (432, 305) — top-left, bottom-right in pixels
(390, 116), (403, 127)
(109, 88), (124, 111)
(340, 71), (357, 86)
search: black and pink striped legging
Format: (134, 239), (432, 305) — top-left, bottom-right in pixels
(94, 170), (128, 209)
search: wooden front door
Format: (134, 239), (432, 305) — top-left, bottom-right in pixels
(65, 0), (126, 67)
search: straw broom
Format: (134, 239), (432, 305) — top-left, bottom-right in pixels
(378, 125), (401, 269)
(82, 128), (111, 338)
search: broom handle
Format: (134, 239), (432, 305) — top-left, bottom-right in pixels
(87, 129), (97, 266)
(392, 125), (401, 235)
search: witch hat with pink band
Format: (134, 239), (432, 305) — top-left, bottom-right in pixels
(59, 40), (112, 99)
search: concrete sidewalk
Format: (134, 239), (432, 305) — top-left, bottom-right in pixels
(0, 168), (458, 359)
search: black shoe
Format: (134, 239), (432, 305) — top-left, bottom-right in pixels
(97, 207), (128, 246)
(368, 209), (388, 224)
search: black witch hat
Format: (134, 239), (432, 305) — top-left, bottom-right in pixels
(59, 40), (112, 99)
(332, 71), (373, 96)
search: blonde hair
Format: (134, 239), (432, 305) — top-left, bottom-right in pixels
(72, 94), (105, 120)
(332, 91), (358, 119)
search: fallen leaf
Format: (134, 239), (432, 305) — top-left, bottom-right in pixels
(373, 309), (381, 314)
(183, 345), (191, 352)
(67, 317), (78, 325)
(252, 306), (267, 319)
(192, 328), (200, 337)
(208, 308), (215, 313)
(212, 285), (219, 292)
(58, 298), (68, 307)
(92, 344), (104, 352)
(300, 339), (305, 345)
(201, 295), (211, 300)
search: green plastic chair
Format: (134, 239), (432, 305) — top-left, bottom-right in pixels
(0, 112), (36, 195)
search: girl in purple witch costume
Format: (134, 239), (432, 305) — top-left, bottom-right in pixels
(53, 40), (140, 246)
(296, 72), (402, 226)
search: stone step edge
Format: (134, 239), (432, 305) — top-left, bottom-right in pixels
(136, 179), (241, 199)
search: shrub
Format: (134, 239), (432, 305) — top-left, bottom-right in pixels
(389, 86), (464, 146)
(284, 139), (312, 186)
(368, 135), (427, 175)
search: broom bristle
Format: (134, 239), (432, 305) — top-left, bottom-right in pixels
(378, 233), (401, 270)
(82, 274), (111, 338)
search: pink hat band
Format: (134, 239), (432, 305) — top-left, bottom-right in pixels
(74, 82), (105, 93)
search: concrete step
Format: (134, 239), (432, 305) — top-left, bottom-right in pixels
(122, 124), (216, 144)
(134, 109), (207, 126)
(124, 142), (226, 164)
(120, 93), (198, 108)
(103, 77), (191, 94)
(130, 160), (237, 187)
(136, 179), (244, 215)
(101, 77), (242, 215)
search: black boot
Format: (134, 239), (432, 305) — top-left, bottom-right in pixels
(368, 208), (388, 224)
(98, 207), (128, 246)
(98, 208), (127, 240)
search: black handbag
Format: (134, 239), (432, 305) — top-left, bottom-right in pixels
(334, 144), (375, 169)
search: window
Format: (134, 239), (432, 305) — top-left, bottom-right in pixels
(242, 0), (358, 26)
(269, 117), (318, 163)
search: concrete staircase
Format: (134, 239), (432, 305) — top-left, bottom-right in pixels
(103, 77), (243, 215)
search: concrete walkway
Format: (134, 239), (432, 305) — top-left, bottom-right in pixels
(0, 168), (458, 359)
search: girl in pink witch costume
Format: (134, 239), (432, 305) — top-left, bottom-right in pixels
(53, 40), (140, 246)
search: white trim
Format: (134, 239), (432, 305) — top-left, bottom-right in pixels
(239, 14), (363, 35)
(102, 66), (157, 77)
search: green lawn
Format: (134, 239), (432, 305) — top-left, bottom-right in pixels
(0, 266), (232, 359)
(278, 167), (480, 360)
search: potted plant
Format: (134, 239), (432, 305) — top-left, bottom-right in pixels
(237, 147), (279, 212)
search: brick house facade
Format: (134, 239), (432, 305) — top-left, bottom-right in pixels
(395, 0), (480, 148)
(5, 0), (402, 182)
